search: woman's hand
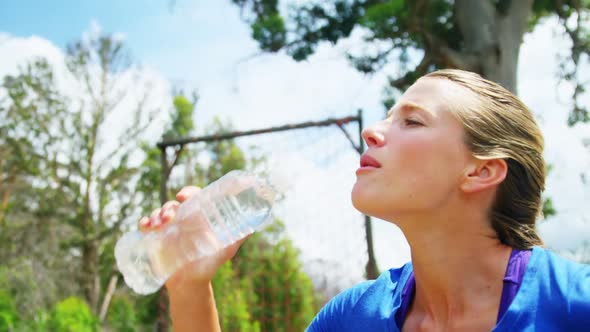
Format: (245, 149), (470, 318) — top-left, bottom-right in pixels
(138, 186), (248, 293)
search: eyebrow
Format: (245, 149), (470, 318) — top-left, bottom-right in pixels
(386, 101), (435, 118)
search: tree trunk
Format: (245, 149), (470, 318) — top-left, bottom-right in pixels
(82, 239), (100, 311)
(454, 0), (533, 94)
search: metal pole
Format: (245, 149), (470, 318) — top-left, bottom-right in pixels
(357, 109), (379, 279)
(157, 115), (359, 148)
(157, 146), (170, 332)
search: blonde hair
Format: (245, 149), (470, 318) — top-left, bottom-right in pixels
(425, 69), (545, 249)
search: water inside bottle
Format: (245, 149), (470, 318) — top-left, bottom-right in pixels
(116, 173), (280, 295)
(115, 232), (167, 294)
(205, 186), (274, 246)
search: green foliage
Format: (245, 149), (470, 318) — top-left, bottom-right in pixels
(0, 260), (70, 327)
(133, 292), (159, 329)
(0, 290), (17, 332)
(542, 197), (557, 219)
(22, 310), (51, 332)
(212, 262), (261, 332)
(0, 283), (51, 332)
(1, 32), (162, 312)
(138, 93), (198, 215)
(252, 14), (286, 52)
(542, 164), (557, 220)
(530, 0), (587, 26)
(208, 220), (319, 331)
(106, 295), (137, 332)
(232, 220), (319, 331)
(164, 95), (196, 139)
(137, 142), (164, 215)
(193, 117), (249, 185)
(50, 297), (97, 332)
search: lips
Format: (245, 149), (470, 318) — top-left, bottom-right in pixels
(360, 154), (381, 168)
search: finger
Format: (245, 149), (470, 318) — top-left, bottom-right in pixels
(138, 216), (151, 232)
(160, 200), (179, 216)
(161, 200), (176, 211)
(150, 208), (162, 228)
(176, 186), (201, 202)
(160, 201), (180, 224)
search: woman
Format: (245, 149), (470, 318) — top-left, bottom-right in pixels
(140, 69), (590, 331)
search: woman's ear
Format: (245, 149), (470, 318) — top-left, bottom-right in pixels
(460, 159), (507, 193)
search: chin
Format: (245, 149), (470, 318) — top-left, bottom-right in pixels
(351, 185), (378, 216)
(351, 184), (403, 222)
(351, 182), (365, 209)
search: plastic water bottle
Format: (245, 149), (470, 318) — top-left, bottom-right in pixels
(115, 170), (284, 295)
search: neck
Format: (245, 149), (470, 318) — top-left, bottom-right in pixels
(398, 208), (512, 326)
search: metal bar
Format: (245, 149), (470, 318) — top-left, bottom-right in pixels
(157, 146), (170, 332)
(336, 122), (360, 152)
(157, 115), (360, 148)
(357, 109), (379, 280)
(166, 145), (185, 179)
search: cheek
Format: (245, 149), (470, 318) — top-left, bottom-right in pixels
(391, 135), (442, 170)
(391, 136), (463, 188)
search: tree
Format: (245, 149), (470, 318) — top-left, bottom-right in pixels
(232, 0), (590, 126)
(137, 94), (198, 215)
(233, 220), (319, 332)
(0, 59), (78, 317)
(0, 32), (161, 314)
(212, 261), (261, 332)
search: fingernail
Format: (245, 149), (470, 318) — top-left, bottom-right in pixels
(150, 209), (161, 221)
(162, 209), (174, 221)
(140, 217), (149, 227)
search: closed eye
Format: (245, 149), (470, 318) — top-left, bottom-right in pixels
(404, 118), (423, 126)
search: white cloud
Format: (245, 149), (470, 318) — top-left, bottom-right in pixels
(0, 34), (65, 77)
(0, 32), (10, 44)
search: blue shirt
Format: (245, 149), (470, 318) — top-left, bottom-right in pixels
(306, 247), (590, 331)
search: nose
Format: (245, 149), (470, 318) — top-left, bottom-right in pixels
(362, 123), (385, 148)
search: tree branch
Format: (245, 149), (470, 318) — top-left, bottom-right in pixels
(434, 42), (480, 71)
(388, 53), (433, 91)
(99, 273), (119, 322)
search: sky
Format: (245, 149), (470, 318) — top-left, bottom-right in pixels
(1, 1), (589, 290)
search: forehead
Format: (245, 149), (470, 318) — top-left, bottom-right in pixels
(390, 77), (469, 116)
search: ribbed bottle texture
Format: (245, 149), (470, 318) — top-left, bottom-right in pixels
(115, 170), (282, 294)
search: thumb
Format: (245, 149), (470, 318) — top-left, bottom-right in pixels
(221, 235), (251, 260)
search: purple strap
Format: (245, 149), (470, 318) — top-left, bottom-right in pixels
(395, 248), (531, 328)
(497, 248), (531, 321)
(395, 271), (415, 328)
